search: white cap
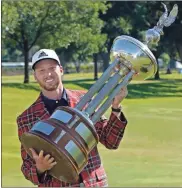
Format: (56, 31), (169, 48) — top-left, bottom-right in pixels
(32, 49), (61, 69)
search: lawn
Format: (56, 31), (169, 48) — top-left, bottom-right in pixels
(2, 72), (182, 187)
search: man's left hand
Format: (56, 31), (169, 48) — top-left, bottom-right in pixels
(112, 86), (128, 109)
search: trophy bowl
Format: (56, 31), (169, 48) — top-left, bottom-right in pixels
(110, 35), (157, 81)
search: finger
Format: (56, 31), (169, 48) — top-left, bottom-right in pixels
(39, 150), (44, 159)
(44, 154), (51, 161)
(124, 88), (128, 94)
(49, 161), (57, 168)
(121, 87), (127, 92)
(122, 88), (127, 94)
(121, 87), (128, 95)
(29, 148), (38, 160)
(48, 157), (55, 164)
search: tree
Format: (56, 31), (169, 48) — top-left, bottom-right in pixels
(99, 1), (181, 80)
(160, 53), (171, 74)
(2, 1), (108, 83)
(99, 1), (134, 70)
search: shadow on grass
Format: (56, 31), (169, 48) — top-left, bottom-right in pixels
(1, 83), (40, 92)
(2, 78), (182, 99)
(127, 80), (182, 98)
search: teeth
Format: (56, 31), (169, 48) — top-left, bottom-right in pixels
(46, 79), (53, 83)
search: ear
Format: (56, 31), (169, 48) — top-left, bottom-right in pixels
(33, 71), (37, 81)
(60, 66), (64, 75)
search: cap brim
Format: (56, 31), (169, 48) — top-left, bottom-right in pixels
(32, 58), (60, 70)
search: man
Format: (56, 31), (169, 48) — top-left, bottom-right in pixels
(17, 49), (128, 187)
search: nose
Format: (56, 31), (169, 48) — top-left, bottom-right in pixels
(44, 71), (52, 79)
(45, 70), (52, 77)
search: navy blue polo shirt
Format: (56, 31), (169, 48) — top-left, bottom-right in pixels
(41, 88), (69, 115)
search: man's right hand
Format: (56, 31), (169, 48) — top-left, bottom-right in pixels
(29, 148), (57, 174)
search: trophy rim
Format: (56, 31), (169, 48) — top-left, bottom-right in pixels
(114, 35), (158, 75)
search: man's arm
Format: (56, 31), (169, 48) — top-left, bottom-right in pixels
(17, 117), (51, 185)
(20, 145), (49, 185)
(95, 111), (127, 149)
(94, 87), (128, 149)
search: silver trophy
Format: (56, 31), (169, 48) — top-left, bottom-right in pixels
(21, 3), (178, 183)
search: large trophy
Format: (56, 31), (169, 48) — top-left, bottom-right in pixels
(20, 3), (178, 183)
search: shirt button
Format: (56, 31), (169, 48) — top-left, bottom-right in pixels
(80, 183), (85, 187)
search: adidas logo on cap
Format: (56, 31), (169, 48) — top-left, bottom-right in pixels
(38, 51), (48, 58)
(32, 49), (61, 69)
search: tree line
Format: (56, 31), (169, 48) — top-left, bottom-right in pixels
(2, 1), (182, 83)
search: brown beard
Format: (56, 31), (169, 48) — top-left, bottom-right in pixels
(38, 79), (60, 91)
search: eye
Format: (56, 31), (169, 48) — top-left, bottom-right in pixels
(49, 66), (56, 71)
(39, 69), (45, 73)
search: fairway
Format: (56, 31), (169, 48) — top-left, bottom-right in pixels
(2, 72), (182, 187)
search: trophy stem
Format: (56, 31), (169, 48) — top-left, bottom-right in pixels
(91, 70), (134, 124)
(84, 65), (129, 117)
(75, 58), (120, 111)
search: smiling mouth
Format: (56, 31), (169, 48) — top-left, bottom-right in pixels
(45, 79), (54, 83)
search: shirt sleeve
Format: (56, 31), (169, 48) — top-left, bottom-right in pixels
(17, 117), (51, 185)
(94, 111), (128, 149)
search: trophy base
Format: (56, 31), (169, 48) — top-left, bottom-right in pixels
(21, 130), (87, 183)
(20, 106), (99, 183)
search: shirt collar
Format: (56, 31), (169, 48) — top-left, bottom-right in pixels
(62, 88), (67, 101)
(41, 88), (68, 102)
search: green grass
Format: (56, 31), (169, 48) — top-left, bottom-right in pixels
(104, 98), (182, 186)
(2, 72), (182, 187)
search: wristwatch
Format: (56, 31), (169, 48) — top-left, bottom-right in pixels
(111, 106), (122, 112)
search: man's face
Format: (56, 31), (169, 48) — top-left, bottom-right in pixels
(34, 59), (63, 91)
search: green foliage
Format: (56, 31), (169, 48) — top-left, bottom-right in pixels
(101, 1), (182, 60)
(2, 0), (109, 82)
(2, 1), (108, 49)
(63, 62), (94, 73)
(134, 2), (182, 60)
(2, 1), (182, 82)
(2, 2), (19, 35)
(160, 53), (170, 65)
(108, 16), (132, 36)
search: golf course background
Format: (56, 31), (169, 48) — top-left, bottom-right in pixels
(2, 72), (182, 187)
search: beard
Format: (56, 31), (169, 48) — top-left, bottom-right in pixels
(37, 77), (60, 91)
